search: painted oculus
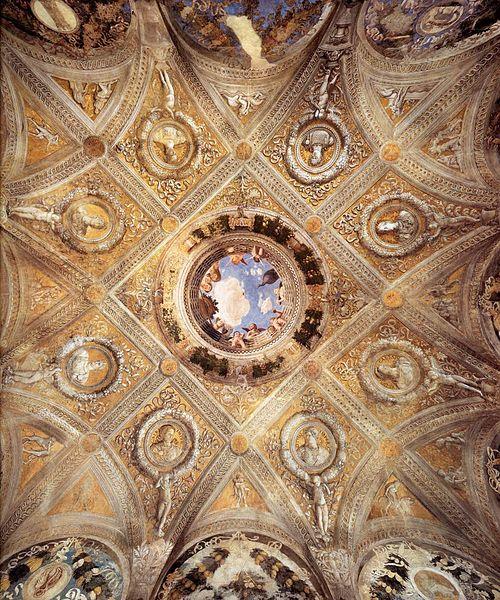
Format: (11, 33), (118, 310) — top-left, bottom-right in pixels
(190, 242), (295, 353)
(155, 209), (328, 386)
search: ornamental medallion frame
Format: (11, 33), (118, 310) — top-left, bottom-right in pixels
(56, 187), (125, 253)
(54, 335), (124, 401)
(280, 411), (346, 483)
(137, 108), (201, 180)
(359, 192), (434, 258)
(358, 339), (431, 404)
(285, 113), (351, 185)
(135, 408), (199, 480)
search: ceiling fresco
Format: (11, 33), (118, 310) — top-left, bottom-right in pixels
(0, 1), (499, 599)
(163, 0), (334, 68)
(1, 0), (132, 58)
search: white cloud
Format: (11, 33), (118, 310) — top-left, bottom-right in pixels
(260, 296), (273, 314)
(211, 277), (250, 327)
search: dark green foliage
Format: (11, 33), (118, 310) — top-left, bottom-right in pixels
(162, 307), (184, 343)
(293, 246), (324, 285)
(207, 215), (231, 236)
(170, 548), (229, 596)
(369, 553), (409, 600)
(252, 355), (284, 378)
(250, 548), (316, 599)
(191, 227), (207, 243)
(293, 309), (323, 349)
(252, 215), (293, 244)
(190, 347), (229, 376)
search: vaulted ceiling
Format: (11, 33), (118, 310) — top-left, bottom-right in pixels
(0, 1), (499, 599)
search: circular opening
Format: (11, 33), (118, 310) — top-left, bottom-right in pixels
(182, 234), (304, 356)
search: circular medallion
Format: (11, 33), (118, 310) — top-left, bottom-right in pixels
(416, 3), (465, 36)
(84, 284), (107, 304)
(359, 193), (433, 257)
(305, 216), (323, 234)
(281, 411), (346, 482)
(136, 408), (198, 479)
(359, 339), (430, 403)
(24, 561), (73, 600)
(235, 141), (253, 160)
(83, 136), (106, 158)
(304, 360), (322, 379)
(137, 109), (200, 180)
(161, 216), (179, 234)
(30, 0), (79, 34)
(230, 432), (249, 455)
(56, 188), (125, 253)
(412, 568), (462, 600)
(54, 336), (123, 400)
(156, 209), (328, 386)
(379, 141), (401, 162)
(160, 358), (178, 376)
(382, 289), (404, 308)
(81, 433), (102, 453)
(286, 115), (351, 184)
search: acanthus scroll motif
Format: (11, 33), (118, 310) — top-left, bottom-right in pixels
(280, 410), (346, 543)
(136, 68), (201, 181)
(285, 56), (351, 185)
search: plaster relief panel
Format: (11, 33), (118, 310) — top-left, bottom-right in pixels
(113, 385), (223, 540)
(333, 172), (496, 280)
(116, 65), (227, 207)
(262, 56), (371, 207)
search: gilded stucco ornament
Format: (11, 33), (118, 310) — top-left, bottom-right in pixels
(285, 56), (351, 184)
(54, 335), (124, 401)
(280, 411), (346, 542)
(136, 407), (199, 536)
(3, 335), (124, 402)
(485, 446), (500, 495)
(359, 192), (487, 258)
(136, 68), (201, 180)
(9, 186), (125, 253)
(358, 339), (430, 404)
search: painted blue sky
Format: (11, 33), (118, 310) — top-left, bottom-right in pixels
(208, 253), (283, 333)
